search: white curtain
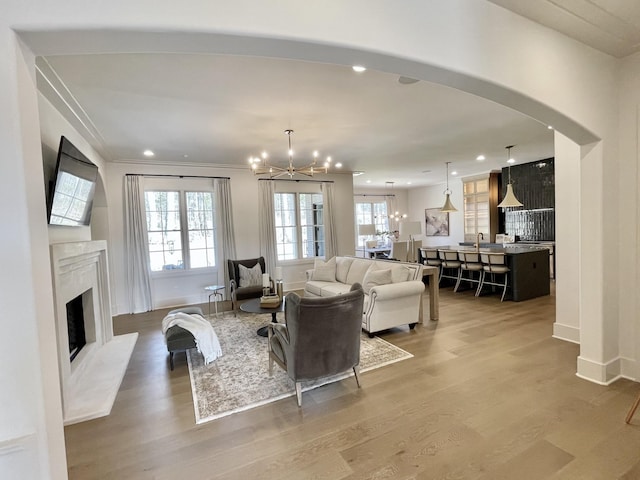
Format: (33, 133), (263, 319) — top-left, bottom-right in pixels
(124, 175), (153, 313)
(321, 182), (338, 258)
(214, 178), (237, 298)
(258, 180), (277, 277)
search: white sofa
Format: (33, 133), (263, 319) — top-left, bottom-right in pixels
(305, 256), (425, 336)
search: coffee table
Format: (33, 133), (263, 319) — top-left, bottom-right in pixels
(239, 297), (285, 337)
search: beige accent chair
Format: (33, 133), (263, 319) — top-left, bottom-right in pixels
(267, 284), (365, 407)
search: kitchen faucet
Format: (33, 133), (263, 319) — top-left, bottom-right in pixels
(475, 232), (484, 252)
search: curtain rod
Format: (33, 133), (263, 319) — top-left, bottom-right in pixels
(354, 193), (396, 197)
(257, 178), (334, 184)
(126, 174), (230, 180)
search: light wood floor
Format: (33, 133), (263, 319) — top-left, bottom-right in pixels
(64, 283), (640, 479)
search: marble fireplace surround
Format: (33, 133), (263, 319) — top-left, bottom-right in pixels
(50, 241), (137, 425)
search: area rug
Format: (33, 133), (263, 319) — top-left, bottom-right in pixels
(186, 311), (413, 424)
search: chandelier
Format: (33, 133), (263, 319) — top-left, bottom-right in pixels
(248, 129), (332, 178)
(384, 182), (407, 222)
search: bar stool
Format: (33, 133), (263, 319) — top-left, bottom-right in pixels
(438, 249), (461, 285)
(421, 248), (442, 278)
(478, 253), (510, 301)
(455, 251), (483, 293)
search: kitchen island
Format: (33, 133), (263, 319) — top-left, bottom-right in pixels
(439, 245), (550, 301)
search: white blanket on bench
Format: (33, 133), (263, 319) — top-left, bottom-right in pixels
(162, 312), (222, 364)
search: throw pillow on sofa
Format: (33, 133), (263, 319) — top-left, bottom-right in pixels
(239, 263), (262, 287)
(311, 256), (336, 282)
(362, 268), (393, 294)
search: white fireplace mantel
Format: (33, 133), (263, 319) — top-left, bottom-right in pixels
(50, 241), (137, 425)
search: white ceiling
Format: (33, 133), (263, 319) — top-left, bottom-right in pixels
(489, 0), (640, 58)
(36, 1), (636, 189)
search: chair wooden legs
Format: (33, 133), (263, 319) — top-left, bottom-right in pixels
(625, 391), (640, 424)
(295, 382), (303, 407)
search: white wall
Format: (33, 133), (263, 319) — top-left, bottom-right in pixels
(407, 179), (464, 247)
(618, 52), (640, 381)
(39, 94), (109, 245)
(553, 132), (581, 344)
(106, 161), (355, 313)
(0, 32), (66, 480)
(39, 85), (357, 314)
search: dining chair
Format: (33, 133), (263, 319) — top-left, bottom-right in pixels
(389, 240), (408, 262)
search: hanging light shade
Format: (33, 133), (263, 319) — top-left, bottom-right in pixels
(441, 162), (458, 212)
(498, 145), (523, 208)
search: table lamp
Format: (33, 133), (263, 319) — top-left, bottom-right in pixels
(400, 221), (422, 262)
(358, 224), (376, 255)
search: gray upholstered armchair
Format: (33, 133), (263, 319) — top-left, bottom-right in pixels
(228, 257), (268, 311)
(267, 283), (365, 407)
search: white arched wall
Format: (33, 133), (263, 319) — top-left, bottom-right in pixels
(0, 1), (626, 478)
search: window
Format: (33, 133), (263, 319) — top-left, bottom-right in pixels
(354, 200), (389, 245)
(463, 177), (490, 242)
(145, 190), (216, 271)
(275, 192), (324, 260)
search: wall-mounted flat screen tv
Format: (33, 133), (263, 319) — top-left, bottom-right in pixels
(47, 136), (98, 226)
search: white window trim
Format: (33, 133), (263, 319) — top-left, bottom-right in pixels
(275, 191), (324, 261)
(144, 177), (217, 274)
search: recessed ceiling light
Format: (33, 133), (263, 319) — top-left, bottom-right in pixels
(335, 162), (343, 168)
(476, 155), (485, 161)
(352, 171), (364, 177)
(451, 171), (458, 176)
(143, 149), (154, 157)
(366, 179), (372, 184)
(352, 65), (366, 73)
(507, 158), (515, 164)
(183, 154), (189, 158)
(548, 125), (554, 130)
(407, 181), (412, 185)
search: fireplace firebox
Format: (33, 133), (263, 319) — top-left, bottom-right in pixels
(66, 292), (88, 362)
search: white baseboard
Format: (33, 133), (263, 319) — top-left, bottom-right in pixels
(620, 357), (639, 382)
(577, 355), (623, 385)
(552, 322), (580, 344)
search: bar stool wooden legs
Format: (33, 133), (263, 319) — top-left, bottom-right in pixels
(625, 391), (640, 424)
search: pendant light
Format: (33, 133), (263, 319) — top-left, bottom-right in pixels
(440, 162), (458, 212)
(498, 145), (523, 208)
